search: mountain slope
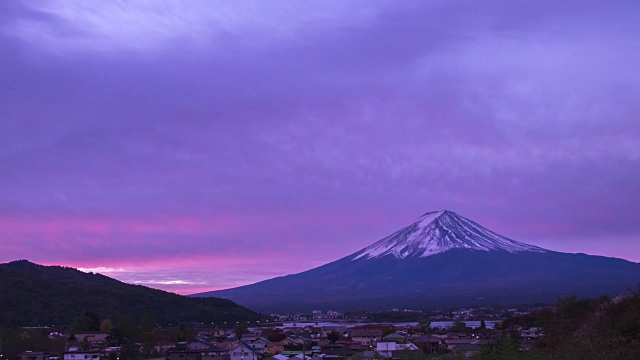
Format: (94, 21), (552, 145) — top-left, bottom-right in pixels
(192, 210), (640, 312)
(0, 260), (264, 326)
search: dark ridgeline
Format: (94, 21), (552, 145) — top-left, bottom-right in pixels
(192, 210), (640, 313)
(0, 260), (264, 326)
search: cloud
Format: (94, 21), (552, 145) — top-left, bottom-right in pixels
(0, 0), (638, 293)
(2, 0), (382, 55)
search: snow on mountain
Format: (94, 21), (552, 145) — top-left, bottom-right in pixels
(352, 210), (546, 260)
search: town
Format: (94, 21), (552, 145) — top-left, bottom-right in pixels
(1, 306), (546, 360)
(6, 289), (640, 360)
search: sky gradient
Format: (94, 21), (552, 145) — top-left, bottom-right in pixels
(1, 0), (639, 295)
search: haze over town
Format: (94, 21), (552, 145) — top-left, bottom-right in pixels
(1, 0), (639, 295)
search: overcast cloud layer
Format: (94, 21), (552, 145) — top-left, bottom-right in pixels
(1, 0), (639, 294)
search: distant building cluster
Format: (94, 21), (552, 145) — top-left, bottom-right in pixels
(13, 307), (545, 360)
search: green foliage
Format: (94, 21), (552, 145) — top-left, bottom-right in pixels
(176, 324), (194, 342)
(394, 349), (433, 360)
(100, 318), (113, 331)
(418, 321), (432, 334)
(448, 321), (469, 333)
(141, 313), (157, 332)
(0, 328), (66, 359)
(139, 313), (158, 357)
(114, 315), (140, 341)
(327, 330), (341, 343)
(71, 311), (100, 331)
(268, 331), (287, 342)
(488, 290), (640, 359)
(472, 336), (548, 360)
(235, 323), (249, 339)
(80, 336), (91, 350)
(0, 260), (265, 326)
(108, 315), (141, 360)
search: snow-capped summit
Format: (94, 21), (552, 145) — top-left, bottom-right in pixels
(195, 209), (640, 313)
(352, 210), (546, 260)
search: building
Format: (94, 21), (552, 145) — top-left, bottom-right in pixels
(71, 332), (109, 345)
(230, 342), (258, 360)
(19, 352), (50, 360)
(168, 346), (229, 360)
(63, 351), (101, 360)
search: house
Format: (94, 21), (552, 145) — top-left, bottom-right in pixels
(444, 339), (477, 351)
(19, 352), (50, 360)
(251, 336), (272, 345)
(279, 351), (312, 357)
(413, 336), (442, 354)
(290, 355), (312, 360)
(333, 341), (362, 351)
(217, 341), (235, 351)
(241, 334), (259, 343)
(520, 327), (542, 340)
(361, 351), (377, 360)
(168, 348), (230, 360)
(186, 339), (217, 351)
(103, 347), (121, 358)
(375, 342), (419, 359)
(349, 329), (382, 346)
(445, 333), (470, 341)
(451, 343), (482, 358)
(319, 344), (356, 359)
(264, 342), (284, 355)
(280, 337), (305, 347)
(167, 350), (201, 360)
(250, 343), (267, 355)
(71, 332), (109, 344)
(63, 351), (101, 360)
(201, 347), (230, 360)
(230, 342), (258, 360)
(268, 355), (289, 360)
(381, 334), (404, 343)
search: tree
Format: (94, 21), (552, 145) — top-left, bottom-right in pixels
(177, 325), (194, 342)
(480, 320), (487, 330)
(101, 319), (113, 332)
(235, 323), (249, 340)
(268, 332), (287, 342)
(111, 315), (141, 360)
(140, 314), (158, 357)
(327, 331), (340, 343)
(419, 321), (432, 334)
(80, 337), (91, 351)
(114, 315), (140, 341)
(141, 313), (158, 332)
(71, 311), (100, 332)
(0, 328), (66, 359)
(448, 321), (468, 333)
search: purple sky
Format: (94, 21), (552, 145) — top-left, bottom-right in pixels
(1, 1), (639, 295)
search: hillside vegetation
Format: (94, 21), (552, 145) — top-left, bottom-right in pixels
(487, 289), (640, 359)
(0, 260), (264, 326)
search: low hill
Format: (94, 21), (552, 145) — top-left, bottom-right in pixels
(0, 260), (264, 326)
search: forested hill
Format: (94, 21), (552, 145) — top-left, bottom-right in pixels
(0, 260), (264, 326)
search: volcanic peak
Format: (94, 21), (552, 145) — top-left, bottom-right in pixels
(352, 210), (546, 260)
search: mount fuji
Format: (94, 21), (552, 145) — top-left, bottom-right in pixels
(351, 210), (545, 259)
(192, 210), (640, 312)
